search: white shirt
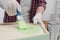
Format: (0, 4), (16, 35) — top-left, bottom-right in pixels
(0, 0), (22, 16)
(20, 0), (31, 22)
(0, 7), (5, 23)
(20, 0), (31, 15)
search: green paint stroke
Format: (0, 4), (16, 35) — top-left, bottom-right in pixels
(18, 19), (28, 29)
(18, 19), (44, 34)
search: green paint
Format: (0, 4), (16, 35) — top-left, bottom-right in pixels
(19, 24), (43, 34)
(16, 34), (49, 40)
(17, 20), (49, 40)
(21, 34), (49, 40)
(18, 19), (44, 34)
(18, 19), (28, 30)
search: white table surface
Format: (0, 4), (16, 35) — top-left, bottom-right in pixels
(0, 23), (48, 40)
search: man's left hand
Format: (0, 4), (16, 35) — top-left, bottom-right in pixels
(33, 13), (42, 24)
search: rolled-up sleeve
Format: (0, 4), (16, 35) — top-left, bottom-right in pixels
(38, 0), (47, 9)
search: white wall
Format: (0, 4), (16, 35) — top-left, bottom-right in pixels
(42, 0), (56, 21)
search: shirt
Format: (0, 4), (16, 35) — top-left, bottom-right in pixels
(20, 0), (31, 15)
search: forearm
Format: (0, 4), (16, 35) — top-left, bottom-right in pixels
(36, 6), (44, 14)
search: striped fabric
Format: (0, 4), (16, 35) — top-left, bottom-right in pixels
(3, 12), (17, 23)
(3, 0), (47, 23)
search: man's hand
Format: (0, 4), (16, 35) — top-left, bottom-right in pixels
(33, 13), (42, 24)
(33, 13), (48, 33)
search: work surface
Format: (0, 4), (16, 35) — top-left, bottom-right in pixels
(0, 23), (49, 40)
